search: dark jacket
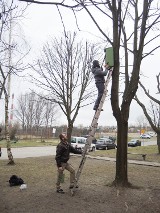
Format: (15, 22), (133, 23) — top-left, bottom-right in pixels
(55, 141), (82, 167)
(92, 67), (108, 83)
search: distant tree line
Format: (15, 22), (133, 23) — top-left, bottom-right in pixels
(14, 92), (58, 138)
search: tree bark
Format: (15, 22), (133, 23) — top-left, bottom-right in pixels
(5, 90), (15, 165)
(67, 122), (73, 143)
(157, 133), (160, 154)
(113, 117), (129, 186)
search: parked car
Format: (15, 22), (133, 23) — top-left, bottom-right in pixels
(108, 136), (116, 142)
(100, 136), (116, 142)
(146, 132), (155, 137)
(95, 139), (116, 150)
(81, 135), (97, 144)
(71, 136), (95, 151)
(140, 134), (151, 139)
(128, 139), (141, 147)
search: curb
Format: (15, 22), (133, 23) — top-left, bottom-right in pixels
(86, 155), (160, 167)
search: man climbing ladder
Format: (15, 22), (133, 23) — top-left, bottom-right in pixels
(70, 69), (113, 196)
(70, 47), (114, 196)
(92, 60), (110, 111)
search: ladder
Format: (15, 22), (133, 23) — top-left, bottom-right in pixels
(71, 68), (113, 195)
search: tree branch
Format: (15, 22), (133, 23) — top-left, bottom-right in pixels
(139, 81), (160, 104)
(19, 0), (81, 8)
(134, 95), (159, 132)
(156, 73), (160, 93)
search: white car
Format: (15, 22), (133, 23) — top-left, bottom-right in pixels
(146, 132), (155, 137)
(140, 134), (151, 139)
(71, 136), (95, 151)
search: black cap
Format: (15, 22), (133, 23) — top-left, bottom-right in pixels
(93, 60), (100, 67)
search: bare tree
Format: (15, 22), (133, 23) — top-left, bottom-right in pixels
(43, 100), (58, 138)
(135, 80), (160, 153)
(33, 94), (46, 134)
(15, 92), (58, 137)
(19, 0), (160, 186)
(15, 94), (27, 131)
(0, 0), (29, 164)
(3, 87), (14, 164)
(0, 1), (29, 99)
(30, 32), (97, 141)
(136, 115), (149, 130)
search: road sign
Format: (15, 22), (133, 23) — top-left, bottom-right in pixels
(140, 129), (145, 134)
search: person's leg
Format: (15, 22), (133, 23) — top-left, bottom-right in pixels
(56, 163), (66, 193)
(65, 163), (76, 188)
(93, 83), (104, 110)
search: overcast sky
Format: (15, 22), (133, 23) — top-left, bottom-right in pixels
(1, 1), (160, 127)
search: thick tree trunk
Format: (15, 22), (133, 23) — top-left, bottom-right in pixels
(113, 119), (129, 186)
(157, 133), (160, 154)
(67, 122), (73, 143)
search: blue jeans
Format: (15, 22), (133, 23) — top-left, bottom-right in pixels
(93, 82), (104, 110)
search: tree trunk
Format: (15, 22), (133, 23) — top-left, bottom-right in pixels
(67, 122), (73, 143)
(113, 119), (129, 186)
(5, 91), (15, 165)
(157, 133), (160, 154)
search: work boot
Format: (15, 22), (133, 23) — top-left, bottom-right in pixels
(56, 188), (65, 194)
(69, 185), (79, 189)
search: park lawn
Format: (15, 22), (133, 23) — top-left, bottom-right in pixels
(0, 138), (59, 148)
(89, 145), (160, 163)
(0, 156), (160, 213)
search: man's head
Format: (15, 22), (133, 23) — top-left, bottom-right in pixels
(92, 60), (100, 68)
(59, 134), (67, 142)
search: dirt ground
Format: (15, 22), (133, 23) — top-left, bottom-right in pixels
(0, 155), (160, 213)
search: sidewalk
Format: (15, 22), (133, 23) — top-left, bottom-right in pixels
(87, 155), (160, 167)
(1, 147), (160, 167)
(0, 147), (56, 160)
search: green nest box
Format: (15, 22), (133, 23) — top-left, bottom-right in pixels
(104, 47), (114, 67)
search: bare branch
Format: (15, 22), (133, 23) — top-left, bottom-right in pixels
(139, 81), (160, 104)
(19, 0), (81, 8)
(78, 0), (112, 45)
(156, 73), (160, 93)
(134, 94), (159, 132)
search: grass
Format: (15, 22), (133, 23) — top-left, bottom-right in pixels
(0, 138), (59, 148)
(89, 145), (160, 163)
(0, 155), (160, 213)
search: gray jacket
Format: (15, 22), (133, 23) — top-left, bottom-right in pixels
(92, 67), (108, 83)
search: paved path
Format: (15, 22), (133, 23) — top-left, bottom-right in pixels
(141, 140), (157, 146)
(1, 147), (160, 167)
(0, 146), (56, 159)
(87, 156), (160, 167)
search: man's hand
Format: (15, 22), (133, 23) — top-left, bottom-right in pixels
(104, 63), (110, 69)
(58, 167), (64, 171)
